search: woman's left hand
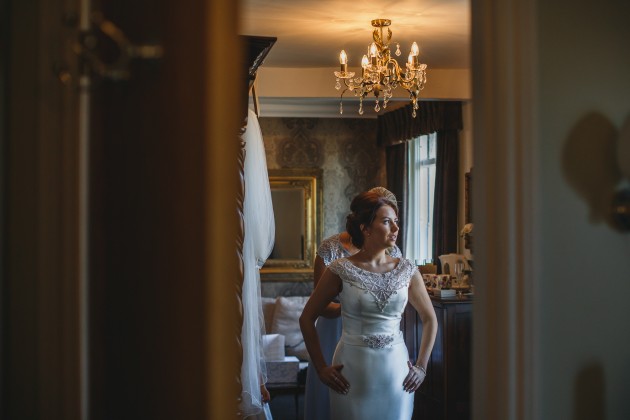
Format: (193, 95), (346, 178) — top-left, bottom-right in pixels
(260, 384), (271, 404)
(403, 361), (426, 393)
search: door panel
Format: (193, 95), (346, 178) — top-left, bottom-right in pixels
(87, 0), (243, 419)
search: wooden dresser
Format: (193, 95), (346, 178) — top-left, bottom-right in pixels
(404, 295), (473, 420)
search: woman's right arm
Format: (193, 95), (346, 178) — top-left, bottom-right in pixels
(313, 255), (326, 288)
(299, 269), (349, 394)
(313, 255), (341, 318)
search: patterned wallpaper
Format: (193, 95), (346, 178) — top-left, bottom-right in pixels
(259, 117), (387, 238)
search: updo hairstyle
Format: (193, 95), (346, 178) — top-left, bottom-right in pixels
(346, 190), (398, 248)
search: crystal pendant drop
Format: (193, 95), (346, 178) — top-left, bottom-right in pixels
(339, 102), (343, 114)
(375, 100), (380, 112)
(335, 79), (341, 90)
(359, 104), (364, 115)
(412, 108), (417, 118)
(395, 43), (401, 56)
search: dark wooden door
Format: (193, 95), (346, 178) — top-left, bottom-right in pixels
(86, 1), (244, 419)
(410, 297), (473, 420)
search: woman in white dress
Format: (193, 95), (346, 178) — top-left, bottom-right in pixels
(303, 188), (402, 420)
(300, 190), (437, 420)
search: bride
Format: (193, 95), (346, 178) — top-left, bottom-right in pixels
(300, 190), (437, 419)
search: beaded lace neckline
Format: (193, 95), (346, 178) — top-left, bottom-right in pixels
(330, 258), (414, 312)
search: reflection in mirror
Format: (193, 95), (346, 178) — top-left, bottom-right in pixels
(269, 188), (305, 259)
(262, 168), (322, 282)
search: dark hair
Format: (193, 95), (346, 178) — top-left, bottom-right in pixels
(346, 191), (398, 248)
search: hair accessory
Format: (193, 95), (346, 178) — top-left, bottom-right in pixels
(369, 186), (397, 203)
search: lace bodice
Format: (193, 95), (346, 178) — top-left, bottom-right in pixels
(317, 234), (403, 266)
(329, 258), (416, 312)
(317, 234), (351, 266)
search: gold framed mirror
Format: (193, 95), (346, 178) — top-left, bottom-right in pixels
(261, 168), (323, 282)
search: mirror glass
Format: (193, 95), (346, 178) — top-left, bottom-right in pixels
(261, 168), (322, 281)
(269, 188), (305, 259)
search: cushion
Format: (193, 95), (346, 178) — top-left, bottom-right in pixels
(261, 297), (276, 334)
(262, 333), (285, 361)
(270, 296), (310, 361)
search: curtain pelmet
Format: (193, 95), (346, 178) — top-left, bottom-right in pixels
(377, 102), (463, 147)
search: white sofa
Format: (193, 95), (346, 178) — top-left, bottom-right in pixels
(261, 296), (310, 388)
(261, 296), (310, 361)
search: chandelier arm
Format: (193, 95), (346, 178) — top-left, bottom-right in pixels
(343, 78), (355, 88)
(385, 59), (403, 80)
(361, 84), (375, 95)
(399, 73), (418, 84)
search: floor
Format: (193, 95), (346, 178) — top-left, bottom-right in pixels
(268, 392), (305, 420)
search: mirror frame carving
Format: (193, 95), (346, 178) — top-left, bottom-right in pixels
(261, 168), (323, 282)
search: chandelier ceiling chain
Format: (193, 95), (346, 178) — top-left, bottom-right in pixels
(334, 19), (427, 117)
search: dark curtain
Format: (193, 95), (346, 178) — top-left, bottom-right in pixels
(386, 143), (407, 253)
(432, 129), (459, 267)
(377, 101), (462, 266)
(377, 101), (463, 147)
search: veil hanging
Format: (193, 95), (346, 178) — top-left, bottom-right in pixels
(240, 108), (275, 418)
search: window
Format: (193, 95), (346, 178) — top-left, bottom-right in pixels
(404, 133), (437, 264)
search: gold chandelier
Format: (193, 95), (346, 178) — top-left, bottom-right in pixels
(334, 19), (427, 117)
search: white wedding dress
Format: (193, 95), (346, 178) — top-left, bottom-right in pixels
(304, 234), (402, 420)
(241, 108), (274, 419)
(327, 257), (416, 420)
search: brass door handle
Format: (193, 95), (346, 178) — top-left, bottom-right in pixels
(612, 115), (630, 232)
(75, 12), (164, 81)
(612, 189), (630, 231)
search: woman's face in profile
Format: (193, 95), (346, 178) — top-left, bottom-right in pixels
(364, 205), (399, 248)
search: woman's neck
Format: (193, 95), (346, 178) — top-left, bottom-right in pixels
(352, 245), (389, 264)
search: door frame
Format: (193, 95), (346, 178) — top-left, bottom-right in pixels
(471, 0), (540, 419)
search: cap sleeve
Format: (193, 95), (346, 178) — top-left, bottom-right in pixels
(317, 234), (345, 266)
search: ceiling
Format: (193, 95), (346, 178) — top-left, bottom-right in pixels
(240, 0), (471, 117)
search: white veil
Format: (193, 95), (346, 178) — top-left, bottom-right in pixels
(240, 108), (275, 418)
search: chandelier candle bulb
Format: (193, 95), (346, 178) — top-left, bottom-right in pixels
(369, 43), (378, 66)
(369, 43), (378, 57)
(361, 55), (369, 76)
(411, 42), (419, 57)
(339, 50), (348, 73)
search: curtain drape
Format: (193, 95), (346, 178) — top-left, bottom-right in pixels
(378, 101), (462, 266)
(432, 128), (459, 268)
(386, 142), (408, 252)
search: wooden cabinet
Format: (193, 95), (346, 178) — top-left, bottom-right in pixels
(404, 296), (473, 420)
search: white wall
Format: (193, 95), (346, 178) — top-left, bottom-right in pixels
(537, 0), (630, 418)
(254, 67), (471, 118)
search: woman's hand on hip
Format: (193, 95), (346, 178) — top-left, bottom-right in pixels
(318, 364), (350, 394)
(403, 360), (426, 393)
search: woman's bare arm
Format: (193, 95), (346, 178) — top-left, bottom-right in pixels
(313, 255), (326, 288)
(299, 269), (349, 394)
(407, 270), (437, 370)
(313, 255), (341, 318)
